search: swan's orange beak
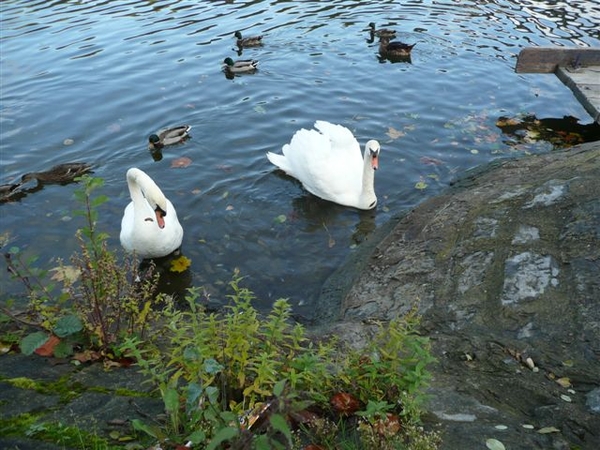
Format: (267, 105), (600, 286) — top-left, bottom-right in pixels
(155, 209), (166, 229)
(371, 154), (379, 170)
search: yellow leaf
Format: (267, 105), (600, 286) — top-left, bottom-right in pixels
(50, 265), (81, 285)
(170, 255), (191, 273)
(555, 377), (571, 388)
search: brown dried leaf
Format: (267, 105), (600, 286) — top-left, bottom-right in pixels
(171, 156), (192, 168)
(386, 127), (405, 140)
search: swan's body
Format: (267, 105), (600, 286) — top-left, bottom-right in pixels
(266, 121), (380, 210)
(120, 168), (183, 259)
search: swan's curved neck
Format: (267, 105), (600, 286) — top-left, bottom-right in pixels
(360, 146), (377, 208)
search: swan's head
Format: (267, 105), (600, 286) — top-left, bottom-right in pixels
(366, 140), (380, 170)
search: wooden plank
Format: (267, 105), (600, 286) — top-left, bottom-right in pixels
(555, 66), (600, 124)
(515, 47), (600, 73)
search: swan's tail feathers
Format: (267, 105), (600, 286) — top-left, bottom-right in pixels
(266, 152), (292, 174)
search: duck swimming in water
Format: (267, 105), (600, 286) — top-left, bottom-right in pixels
(234, 30), (263, 48)
(379, 36), (416, 57)
(148, 125), (192, 151)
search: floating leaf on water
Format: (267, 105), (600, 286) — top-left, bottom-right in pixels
(420, 156), (444, 166)
(170, 255), (191, 273)
(562, 359), (574, 367)
(328, 237), (335, 248)
(386, 127), (405, 140)
(522, 424), (535, 430)
(171, 156), (192, 168)
(63, 138), (74, 146)
(537, 426), (560, 434)
(485, 438), (505, 450)
(274, 214), (287, 224)
(470, 148), (479, 154)
(415, 180), (428, 190)
(254, 105), (267, 114)
(192, 189), (202, 195)
(560, 394), (572, 402)
(226, 205), (234, 211)
(494, 425), (508, 430)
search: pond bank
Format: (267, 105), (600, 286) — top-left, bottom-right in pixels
(317, 140), (600, 449)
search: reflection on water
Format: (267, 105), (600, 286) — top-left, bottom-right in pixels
(1, 0), (599, 320)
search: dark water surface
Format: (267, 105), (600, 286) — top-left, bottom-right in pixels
(1, 0), (599, 318)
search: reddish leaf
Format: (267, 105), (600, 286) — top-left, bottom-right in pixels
(330, 392), (360, 416)
(171, 156), (192, 168)
(420, 156), (444, 166)
(34, 335), (61, 356)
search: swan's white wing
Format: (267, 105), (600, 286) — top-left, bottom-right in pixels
(269, 124), (364, 206)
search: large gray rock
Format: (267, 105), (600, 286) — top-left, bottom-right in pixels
(318, 141), (600, 449)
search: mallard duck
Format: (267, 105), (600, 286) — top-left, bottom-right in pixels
(148, 125), (192, 151)
(267, 121), (381, 210)
(0, 181), (23, 202)
(223, 57), (259, 73)
(234, 30), (263, 48)
(120, 168), (184, 259)
(368, 22), (397, 38)
(379, 36), (416, 57)
(20, 162), (93, 185)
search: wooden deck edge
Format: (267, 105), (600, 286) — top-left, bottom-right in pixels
(515, 47), (600, 73)
(555, 66), (600, 124)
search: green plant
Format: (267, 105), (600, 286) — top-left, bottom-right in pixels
(3, 175), (162, 359)
(124, 274), (439, 449)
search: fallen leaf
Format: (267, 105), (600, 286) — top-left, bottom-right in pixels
(171, 156), (192, 168)
(50, 265), (81, 285)
(420, 156), (444, 166)
(415, 180), (428, 190)
(555, 377), (571, 388)
(386, 127), (405, 140)
(330, 392), (360, 416)
(170, 255), (191, 273)
(34, 335), (60, 357)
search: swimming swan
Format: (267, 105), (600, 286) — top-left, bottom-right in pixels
(267, 121), (380, 210)
(120, 168), (183, 259)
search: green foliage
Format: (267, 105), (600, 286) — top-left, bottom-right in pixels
(4, 175), (162, 358)
(124, 274), (438, 449)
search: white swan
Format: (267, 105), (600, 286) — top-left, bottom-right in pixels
(120, 168), (183, 259)
(266, 121), (380, 210)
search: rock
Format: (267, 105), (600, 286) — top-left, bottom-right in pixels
(318, 141), (600, 449)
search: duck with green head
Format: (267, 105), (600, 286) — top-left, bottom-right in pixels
(223, 57), (259, 74)
(148, 125), (192, 151)
(234, 30), (263, 48)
